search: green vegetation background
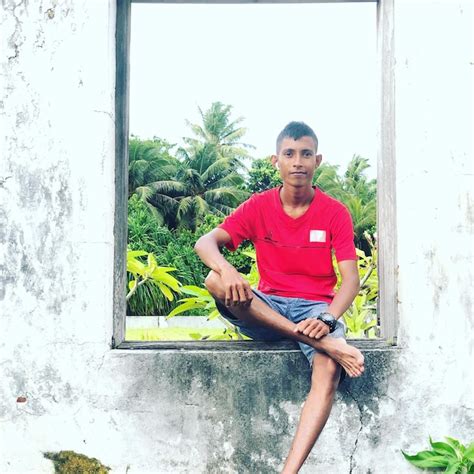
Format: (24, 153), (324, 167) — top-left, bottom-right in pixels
(127, 102), (377, 318)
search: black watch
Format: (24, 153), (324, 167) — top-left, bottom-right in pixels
(317, 312), (338, 333)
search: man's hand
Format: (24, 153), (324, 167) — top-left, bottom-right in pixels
(220, 264), (253, 307)
(293, 318), (330, 339)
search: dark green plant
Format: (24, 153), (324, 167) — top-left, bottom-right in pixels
(129, 103), (253, 231)
(402, 437), (474, 473)
(246, 156), (281, 193)
(127, 200), (254, 315)
(128, 136), (178, 224)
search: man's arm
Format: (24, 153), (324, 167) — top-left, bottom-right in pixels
(294, 260), (360, 339)
(327, 260), (360, 318)
(194, 228), (253, 307)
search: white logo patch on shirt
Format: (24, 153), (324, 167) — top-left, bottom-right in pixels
(310, 230), (326, 243)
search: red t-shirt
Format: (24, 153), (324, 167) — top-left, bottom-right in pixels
(219, 187), (357, 303)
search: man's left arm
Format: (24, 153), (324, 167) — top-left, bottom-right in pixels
(326, 260), (360, 318)
(293, 260), (359, 339)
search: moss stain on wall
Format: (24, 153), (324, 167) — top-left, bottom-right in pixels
(43, 450), (110, 474)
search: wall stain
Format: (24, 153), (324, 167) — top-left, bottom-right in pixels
(423, 246), (449, 314)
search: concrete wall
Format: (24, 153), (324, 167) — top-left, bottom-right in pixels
(1, 0), (472, 472)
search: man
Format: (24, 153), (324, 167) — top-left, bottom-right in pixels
(194, 121), (365, 473)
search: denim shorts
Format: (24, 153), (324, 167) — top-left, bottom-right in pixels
(216, 289), (347, 367)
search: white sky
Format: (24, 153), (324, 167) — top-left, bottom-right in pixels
(130, 3), (377, 177)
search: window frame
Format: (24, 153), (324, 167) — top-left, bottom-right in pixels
(113, 0), (397, 350)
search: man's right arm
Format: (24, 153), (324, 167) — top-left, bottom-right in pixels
(194, 228), (253, 307)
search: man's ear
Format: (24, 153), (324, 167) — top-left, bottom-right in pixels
(315, 154), (323, 167)
(271, 155), (279, 169)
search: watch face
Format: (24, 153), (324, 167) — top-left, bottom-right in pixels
(319, 313), (336, 331)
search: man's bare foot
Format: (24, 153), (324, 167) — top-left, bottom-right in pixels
(315, 338), (365, 378)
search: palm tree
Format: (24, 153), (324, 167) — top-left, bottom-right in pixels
(313, 163), (344, 199)
(343, 195), (376, 248)
(183, 101), (255, 171)
(145, 142), (249, 230)
(314, 156), (376, 250)
(338, 156), (377, 250)
(128, 136), (177, 195)
(343, 155), (376, 203)
(134, 103), (254, 230)
(128, 137), (179, 224)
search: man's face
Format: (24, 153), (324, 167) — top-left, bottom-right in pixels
(272, 136), (322, 188)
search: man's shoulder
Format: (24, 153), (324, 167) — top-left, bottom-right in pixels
(246, 187), (278, 206)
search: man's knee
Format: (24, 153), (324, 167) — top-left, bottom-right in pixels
(204, 270), (224, 299)
(311, 356), (341, 392)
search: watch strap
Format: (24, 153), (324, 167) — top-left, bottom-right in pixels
(317, 312), (338, 333)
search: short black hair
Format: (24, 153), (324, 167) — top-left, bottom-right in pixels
(276, 121), (318, 153)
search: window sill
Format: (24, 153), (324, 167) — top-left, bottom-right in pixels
(116, 339), (397, 351)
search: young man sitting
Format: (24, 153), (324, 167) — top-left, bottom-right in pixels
(194, 121), (365, 473)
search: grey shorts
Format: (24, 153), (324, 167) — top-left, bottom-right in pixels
(216, 289), (347, 367)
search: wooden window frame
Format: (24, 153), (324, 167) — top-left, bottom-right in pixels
(113, 0), (397, 350)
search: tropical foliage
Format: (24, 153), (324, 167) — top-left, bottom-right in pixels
(127, 102), (378, 335)
(164, 252), (260, 340)
(128, 102), (251, 231)
(126, 249), (182, 316)
(165, 285), (246, 340)
(402, 436), (474, 473)
(183, 101), (254, 170)
(333, 231), (378, 338)
(127, 197), (254, 315)
(128, 137), (178, 224)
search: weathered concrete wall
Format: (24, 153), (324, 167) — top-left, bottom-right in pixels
(1, 0), (472, 473)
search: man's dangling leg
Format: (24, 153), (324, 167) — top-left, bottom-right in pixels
(281, 353), (341, 473)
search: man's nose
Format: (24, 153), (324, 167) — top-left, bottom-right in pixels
(293, 153), (304, 166)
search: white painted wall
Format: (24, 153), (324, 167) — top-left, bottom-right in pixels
(1, 1), (472, 472)
(395, 0), (473, 407)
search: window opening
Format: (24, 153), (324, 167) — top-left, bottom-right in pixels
(113, 0), (397, 349)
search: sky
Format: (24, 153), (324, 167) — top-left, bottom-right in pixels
(129, 3), (377, 177)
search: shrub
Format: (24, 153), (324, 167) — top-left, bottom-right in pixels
(402, 436), (474, 473)
(127, 199), (254, 315)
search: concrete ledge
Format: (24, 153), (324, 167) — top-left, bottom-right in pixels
(103, 344), (401, 472)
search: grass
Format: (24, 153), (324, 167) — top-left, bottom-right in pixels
(126, 327), (250, 341)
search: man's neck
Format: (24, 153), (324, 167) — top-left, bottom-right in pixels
(279, 185), (315, 209)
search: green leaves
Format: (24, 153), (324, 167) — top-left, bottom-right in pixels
(402, 436), (474, 473)
(126, 249), (181, 303)
(343, 293), (377, 338)
(465, 442), (474, 462)
(337, 233), (378, 339)
(430, 437), (458, 458)
(402, 450), (451, 469)
(166, 285), (216, 319)
(129, 103), (252, 232)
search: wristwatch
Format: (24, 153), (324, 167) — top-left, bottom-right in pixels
(317, 312), (338, 333)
